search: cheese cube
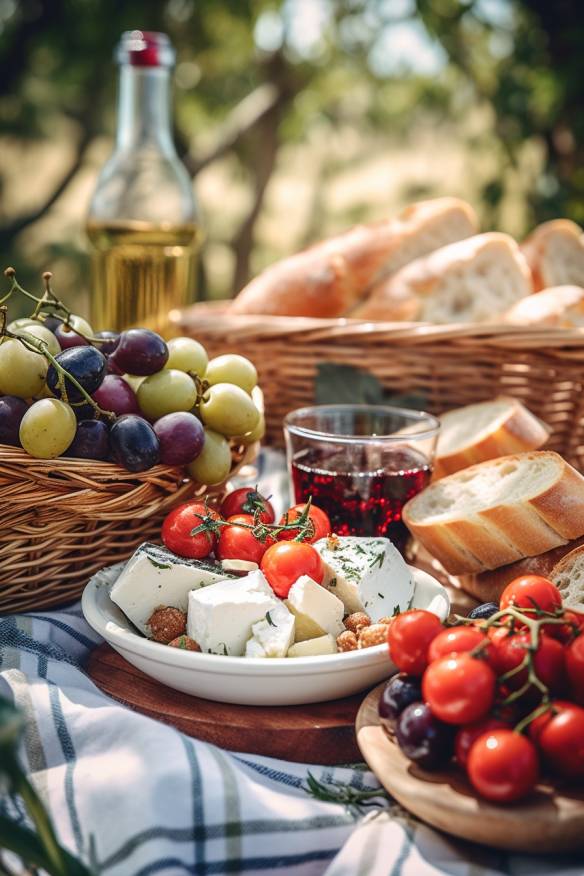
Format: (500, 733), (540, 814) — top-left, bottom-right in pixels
(314, 536), (414, 621)
(287, 635), (338, 657)
(187, 570), (278, 656)
(110, 542), (235, 636)
(245, 602), (295, 658)
(285, 575), (345, 642)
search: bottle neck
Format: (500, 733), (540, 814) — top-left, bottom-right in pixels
(115, 65), (175, 155)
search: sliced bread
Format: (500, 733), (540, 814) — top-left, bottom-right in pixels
(521, 220), (584, 292)
(434, 397), (550, 479)
(402, 451), (584, 575)
(354, 232), (531, 323)
(550, 545), (584, 611)
(503, 285), (584, 328)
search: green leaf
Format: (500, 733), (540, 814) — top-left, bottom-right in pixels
(314, 363), (427, 410)
(0, 815), (93, 875)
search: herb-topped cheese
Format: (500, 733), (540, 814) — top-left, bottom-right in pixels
(110, 542), (235, 637)
(314, 536), (414, 620)
(245, 602), (295, 658)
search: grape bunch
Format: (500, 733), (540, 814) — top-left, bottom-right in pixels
(0, 270), (264, 479)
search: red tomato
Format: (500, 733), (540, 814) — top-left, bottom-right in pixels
(534, 702), (584, 779)
(428, 626), (490, 663)
(455, 718), (509, 768)
(387, 610), (443, 676)
(422, 654), (496, 725)
(260, 541), (324, 598)
(565, 635), (584, 704)
(500, 575), (562, 618)
(466, 730), (539, 803)
(488, 629), (564, 692)
(528, 700), (573, 745)
(220, 488), (275, 524)
(161, 502), (221, 559)
(277, 503), (331, 543)
(548, 610), (584, 643)
(216, 515), (274, 565)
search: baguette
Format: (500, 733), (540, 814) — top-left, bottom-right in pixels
(231, 198), (477, 318)
(550, 545), (584, 611)
(521, 219), (584, 292)
(503, 285), (584, 328)
(402, 451), (584, 575)
(355, 233), (531, 322)
(434, 397), (550, 479)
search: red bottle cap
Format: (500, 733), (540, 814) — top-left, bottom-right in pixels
(116, 31), (175, 68)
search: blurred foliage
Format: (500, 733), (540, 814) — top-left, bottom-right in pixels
(0, 0), (582, 309)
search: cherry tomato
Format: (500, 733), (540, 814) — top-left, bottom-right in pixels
(422, 654), (496, 724)
(216, 515), (274, 565)
(428, 625), (491, 663)
(527, 699), (573, 745)
(220, 488), (275, 523)
(488, 629), (564, 693)
(548, 610), (584, 643)
(277, 504), (331, 543)
(487, 627), (527, 680)
(387, 610), (443, 676)
(466, 730), (539, 803)
(565, 634), (584, 704)
(534, 703), (584, 779)
(455, 718), (509, 768)
(161, 502), (221, 559)
(500, 575), (562, 620)
(260, 541), (324, 598)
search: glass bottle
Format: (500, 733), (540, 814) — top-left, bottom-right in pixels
(86, 31), (200, 332)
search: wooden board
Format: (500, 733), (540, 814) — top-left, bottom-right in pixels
(356, 683), (584, 854)
(87, 643), (363, 764)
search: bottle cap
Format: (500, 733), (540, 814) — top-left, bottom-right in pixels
(116, 31), (175, 67)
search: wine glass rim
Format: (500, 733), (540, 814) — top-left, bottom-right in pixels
(283, 404), (441, 442)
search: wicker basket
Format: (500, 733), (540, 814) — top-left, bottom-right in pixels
(0, 443), (256, 614)
(173, 302), (584, 471)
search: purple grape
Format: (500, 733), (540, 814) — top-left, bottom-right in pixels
(47, 347), (107, 403)
(111, 329), (168, 376)
(94, 330), (121, 356)
(110, 415), (160, 472)
(55, 323), (89, 349)
(93, 375), (139, 416)
(0, 396), (28, 446)
(65, 420), (110, 460)
(395, 703), (454, 770)
(106, 356), (124, 375)
(41, 315), (63, 333)
(379, 674), (422, 726)
(70, 401), (96, 422)
(153, 412), (205, 465)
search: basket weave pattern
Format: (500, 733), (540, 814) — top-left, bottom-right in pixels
(174, 303), (584, 471)
(0, 444), (254, 614)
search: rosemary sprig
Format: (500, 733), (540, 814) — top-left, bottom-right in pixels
(304, 772), (388, 810)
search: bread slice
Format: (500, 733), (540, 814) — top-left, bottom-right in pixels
(402, 451), (584, 575)
(355, 232), (531, 322)
(550, 545), (584, 611)
(521, 220), (584, 292)
(434, 397), (550, 479)
(231, 197), (477, 318)
(457, 536), (584, 605)
(503, 285), (584, 328)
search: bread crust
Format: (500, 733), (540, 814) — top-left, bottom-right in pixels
(521, 220), (584, 292)
(503, 285), (584, 328)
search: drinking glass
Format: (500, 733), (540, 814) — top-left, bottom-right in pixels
(284, 404), (440, 553)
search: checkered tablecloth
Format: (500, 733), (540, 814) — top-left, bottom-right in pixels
(1, 449), (581, 875)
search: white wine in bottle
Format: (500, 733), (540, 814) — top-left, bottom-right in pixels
(87, 31), (200, 332)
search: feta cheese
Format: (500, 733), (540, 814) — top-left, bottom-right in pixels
(245, 602), (295, 658)
(288, 635), (338, 657)
(314, 536), (414, 621)
(110, 542), (235, 637)
(285, 575), (345, 642)
(187, 570), (279, 656)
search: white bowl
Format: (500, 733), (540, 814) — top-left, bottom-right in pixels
(82, 563), (449, 706)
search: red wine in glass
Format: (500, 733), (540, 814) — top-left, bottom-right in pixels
(290, 444), (431, 554)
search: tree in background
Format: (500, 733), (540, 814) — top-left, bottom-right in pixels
(0, 0), (581, 308)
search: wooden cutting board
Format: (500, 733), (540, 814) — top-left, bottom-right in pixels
(356, 682), (584, 854)
(87, 643), (364, 764)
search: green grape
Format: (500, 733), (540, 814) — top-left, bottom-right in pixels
(232, 411), (265, 445)
(166, 337), (208, 376)
(187, 428), (232, 485)
(200, 383), (260, 437)
(7, 318), (38, 331)
(0, 338), (48, 398)
(205, 354), (257, 393)
(122, 374), (146, 392)
(13, 324), (61, 357)
(19, 398), (76, 459)
(137, 369), (197, 420)
(69, 314), (94, 337)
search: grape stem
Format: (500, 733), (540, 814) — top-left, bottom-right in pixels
(190, 496), (316, 543)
